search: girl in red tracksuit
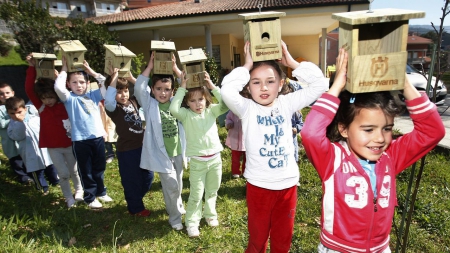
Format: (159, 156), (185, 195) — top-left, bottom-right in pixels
(301, 49), (445, 253)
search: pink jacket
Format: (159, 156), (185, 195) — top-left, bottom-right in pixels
(225, 110), (245, 151)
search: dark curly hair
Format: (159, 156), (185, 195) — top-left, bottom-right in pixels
(34, 78), (59, 100)
(326, 90), (404, 142)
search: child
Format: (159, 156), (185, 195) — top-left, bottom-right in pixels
(134, 53), (187, 229)
(104, 67), (153, 216)
(25, 54), (83, 207)
(54, 58), (112, 209)
(0, 82), (31, 184)
(99, 101), (117, 164)
(225, 110), (246, 178)
(220, 41), (328, 252)
(301, 49), (445, 252)
(6, 96), (58, 194)
(169, 68), (229, 238)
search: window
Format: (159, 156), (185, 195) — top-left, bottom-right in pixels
(53, 2), (67, 10)
(76, 4), (87, 12)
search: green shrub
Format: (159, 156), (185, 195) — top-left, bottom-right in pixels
(0, 36), (13, 57)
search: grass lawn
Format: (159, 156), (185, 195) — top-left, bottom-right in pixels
(0, 46), (27, 66)
(0, 124), (449, 252)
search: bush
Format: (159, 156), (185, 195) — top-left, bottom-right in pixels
(0, 36), (13, 57)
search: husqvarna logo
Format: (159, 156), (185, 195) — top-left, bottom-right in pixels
(371, 57), (389, 78)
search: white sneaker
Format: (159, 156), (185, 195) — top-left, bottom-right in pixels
(172, 223), (183, 231)
(232, 174), (240, 179)
(66, 197), (76, 208)
(206, 218), (219, 227)
(186, 226), (200, 237)
(87, 199), (102, 209)
(98, 195), (113, 202)
(106, 157), (114, 163)
(74, 191), (84, 202)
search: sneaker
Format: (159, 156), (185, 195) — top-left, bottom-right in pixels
(87, 199), (102, 209)
(206, 218), (219, 227)
(74, 191), (84, 202)
(98, 195), (113, 202)
(66, 197), (76, 208)
(232, 174), (240, 179)
(130, 209), (150, 217)
(186, 226), (200, 237)
(106, 157), (114, 163)
(172, 223), (183, 231)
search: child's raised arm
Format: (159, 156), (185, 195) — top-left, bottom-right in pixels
(204, 71), (216, 90)
(327, 48), (348, 97)
(134, 53), (154, 111)
(104, 68), (119, 112)
(402, 73), (421, 101)
(243, 41), (253, 71)
(278, 40), (300, 70)
(83, 60), (100, 79)
(54, 57), (70, 102)
(24, 54), (42, 108)
(172, 54), (182, 79)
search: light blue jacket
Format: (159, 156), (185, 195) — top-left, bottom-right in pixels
(0, 104), (38, 159)
(134, 75), (187, 173)
(7, 114), (52, 172)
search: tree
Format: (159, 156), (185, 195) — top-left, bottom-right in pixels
(0, 0), (64, 58)
(0, 0), (118, 73)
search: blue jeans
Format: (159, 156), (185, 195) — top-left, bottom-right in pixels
(72, 137), (107, 203)
(117, 147), (154, 214)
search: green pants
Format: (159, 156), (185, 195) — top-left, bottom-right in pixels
(185, 154), (222, 227)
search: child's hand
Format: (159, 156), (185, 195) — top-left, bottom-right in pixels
(61, 56), (68, 72)
(83, 60), (97, 77)
(292, 127), (297, 135)
(26, 53), (35, 67)
(226, 122), (234, 129)
(327, 47), (348, 97)
(148, 52), (155, 71)
(402, 73), (421, 100)
(243, 41), (253, 71)
(204, 71), (215, 90)
(279, 40), (299, 70)
(125, 71), (136, 84)
(172, 54), (182, 78)
(180, 70), (187, 89)
(54, 69), (59, 78)
(141, 52), (155, 77)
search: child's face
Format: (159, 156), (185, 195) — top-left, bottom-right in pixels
(116, 88), (130, 104)
(41, 96), (57, 107)
(247, 65), (283, 107)
(187, 91), (206, 114)
(152, 80), (173, 104)
(7, 107), (27, 122)
(68, 73), (87, 95)
(338, 108), (394, 162)
(0, 86), (14, 104)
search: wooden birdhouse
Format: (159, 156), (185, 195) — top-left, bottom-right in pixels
(31, 52), (57, 79)
(239, 11), (286, 62)
(178, 48), (207, 89)
(104, 44), (136, 77)
(151, 40), (176, 75)
(57, 40), (87, 72)
(332, 8), (425, 93)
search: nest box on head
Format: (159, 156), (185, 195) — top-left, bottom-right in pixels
(151, 40), (176, 75)
(332, 8), (425, 93)
(104, 44), (136, 77)
(31, 52), (57, 80)
(57, 40), (87, 72)
(178, 48), (207, 89)
(239, 11), (286, 62)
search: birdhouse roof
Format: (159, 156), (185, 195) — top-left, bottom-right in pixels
(151, 40), (176, 51)
(332, 8), (425, 25)
(178, 48), (207, 64)
(57, 40), (87, 52)
(104, 45), (137, 57)
(54, 60), (62, 66)
(31, 53), (57, 60)
(239, 11), (286, 20)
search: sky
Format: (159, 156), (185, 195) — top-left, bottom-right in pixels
(371, 0), (449, 26)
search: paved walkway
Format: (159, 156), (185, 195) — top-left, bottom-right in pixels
(394, 95), (450, 149)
